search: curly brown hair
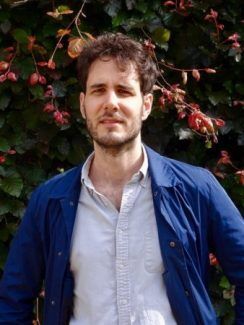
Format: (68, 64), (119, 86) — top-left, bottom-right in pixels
(77, 33), (158, 94)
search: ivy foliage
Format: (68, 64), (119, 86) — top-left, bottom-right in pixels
(0, 0), (243, 322)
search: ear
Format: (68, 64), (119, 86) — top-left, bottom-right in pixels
(79, 92), (86, 119)
(142, 93), (153, 121)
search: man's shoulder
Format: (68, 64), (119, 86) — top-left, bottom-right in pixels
(33, 164), (82, 199)
(146, 145), (214, 189)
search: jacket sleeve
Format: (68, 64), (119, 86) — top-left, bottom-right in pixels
(0, 188), (45, 324)
(206, 171), (244, 324)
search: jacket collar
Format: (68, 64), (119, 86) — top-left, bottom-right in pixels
(52, 146), (180, 244)
(145, 145), (180, 188)
(50, 145), (179, 201)
(48, 164), (83, 200)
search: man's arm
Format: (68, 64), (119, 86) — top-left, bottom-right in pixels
(206, 171), (244, 324)
(0, 189), (45, 324)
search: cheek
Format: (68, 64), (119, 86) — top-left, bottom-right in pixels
(85, 97), (104, 111)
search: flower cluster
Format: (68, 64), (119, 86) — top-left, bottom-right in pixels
(163, 0), (193, 15)
(157, 81), (224, 144)
(0, 149), (16, 165)
(204, 8), (242, 55)
(209, 253), (219, 266)
(224, 33), (241, 49)
(213, 151), (244, 185)
(43, 85), (70, 125)
(0, 47), (18, 83)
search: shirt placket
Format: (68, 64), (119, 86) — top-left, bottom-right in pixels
(116, 181), (142, 325)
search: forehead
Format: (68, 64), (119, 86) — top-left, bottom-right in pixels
(86, 57), (140, 86)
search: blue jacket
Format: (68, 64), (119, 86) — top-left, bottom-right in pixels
(0, 146), (244, 324)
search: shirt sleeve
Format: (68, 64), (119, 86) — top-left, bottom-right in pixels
(0, 188), (45, 324)
(206, 171), (244, 324)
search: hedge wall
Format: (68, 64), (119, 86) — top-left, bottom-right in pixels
(0, 0), (243, 323)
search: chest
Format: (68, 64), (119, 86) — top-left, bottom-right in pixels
(70, 182), (163, 274)
(95, 184), (123, 210)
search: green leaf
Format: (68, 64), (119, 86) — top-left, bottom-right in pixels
(125, 0), (135, 10)
(0, 20), (11, 34)
(0, 138), (10, 152)
(20, 166), (45, 185)
(237, 134), (244, 146)
(22, 108), (40, 130)
(219, 276), (231, 289)
(0, 11), (10, 22)
(0, 228), (10, 242)
(42, 22), (58, 38)
(57, 5), (72, 13)
(12, 28), (28, 44)
(0, 94), (10, 111)
(6, 222), (18, 235)
(16, 57), (34, 80)
(0, 115), (5, 128)
(223, 81), (232, 93)
(0, 198), (24, 217)
(104, 0), (122, 18)
(0, 166), (6, 177)
(66, 77), (78, 86)
(0, 172), (23, 197)
(152, 27), (171, 44)
(208, 91), (230, 106)
(9, 199), (25, 217)
(52, 81), (66, 98)
(0, 201), (10, 215)
(112, 12), (127, 27)
(205, 140), (212, 149)
(29, 85), (44, 100)
(10, 82), (24, 95)
(57, 137), (70, 156)
(135, 1), (148, 13)
(0, 242), (8, 270)
(235, 84), (244, 95)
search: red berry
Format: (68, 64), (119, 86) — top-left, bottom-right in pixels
(38, 75), (47, 85)
(0, 156), (6, 164)
(0, 61), (9, 72)
(7, 72), (18, 82)
(28, 72), (39, 86)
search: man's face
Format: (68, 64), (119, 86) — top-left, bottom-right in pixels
(80, 58), (153, 150)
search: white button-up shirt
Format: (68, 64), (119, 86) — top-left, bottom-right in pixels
(70, 147), (176, 325)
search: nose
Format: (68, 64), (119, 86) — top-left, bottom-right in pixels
(103, 90), (119, 111)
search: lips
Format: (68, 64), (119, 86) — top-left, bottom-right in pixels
(99, 116), (124, 124)
(100, 119), (121, 124)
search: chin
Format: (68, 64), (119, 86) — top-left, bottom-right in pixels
(94, 134), (140, 149)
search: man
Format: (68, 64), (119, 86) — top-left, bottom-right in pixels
(0, 33), (243, 325)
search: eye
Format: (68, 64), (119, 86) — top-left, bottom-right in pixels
(91, 88), (105, 94)
(117, 88), (132, 96)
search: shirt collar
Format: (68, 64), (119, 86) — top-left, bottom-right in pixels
(81, 145), (149, 189)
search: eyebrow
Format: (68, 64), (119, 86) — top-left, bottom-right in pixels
(89, 83), (106, 89)
(89, 83), (135, 91)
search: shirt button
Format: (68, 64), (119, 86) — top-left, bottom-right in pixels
(153, 191), (158, 197)
(57, 251), (62, 256)
(185, 290), (190, 296)
(119, 262), (127, 269)
(69, 201), (74, 206)
(169, 241), (176, 248)
(51, 300), (55, 305)
(120, 299), (128, 305)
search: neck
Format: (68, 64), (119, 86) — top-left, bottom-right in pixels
(89, 138), (144, 188)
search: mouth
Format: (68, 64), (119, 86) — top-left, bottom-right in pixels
(99, 117), (123, 126)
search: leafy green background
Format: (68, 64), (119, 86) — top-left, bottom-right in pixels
(0, 0), (243, 323)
